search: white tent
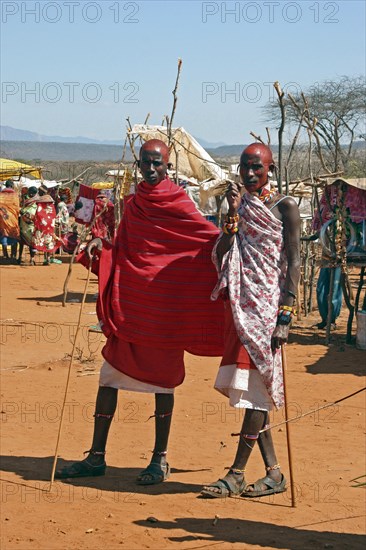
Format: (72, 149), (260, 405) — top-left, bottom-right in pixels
(130, 124), (229, 181)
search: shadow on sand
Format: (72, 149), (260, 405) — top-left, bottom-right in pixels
(0, 455), (208, 496)
(134, 516), (365, 549)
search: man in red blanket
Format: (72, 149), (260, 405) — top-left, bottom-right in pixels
(56, 139), (223, 484)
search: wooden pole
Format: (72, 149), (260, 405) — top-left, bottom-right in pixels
(281, 344), (296, 507)
(274, 81), (285, 194)
(49, 261), (93, 489)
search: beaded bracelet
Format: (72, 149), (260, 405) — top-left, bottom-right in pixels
(278, 305), (297, 315)
(226, 214), (239, 224)
(277, 311), (292, 325)
(223, 223), (238, 235)
(277, 304), (297, 326)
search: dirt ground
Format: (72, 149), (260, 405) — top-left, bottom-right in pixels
(1, 257), (365, 550)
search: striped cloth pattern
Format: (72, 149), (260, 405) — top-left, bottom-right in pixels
(97, 178), (224, 356)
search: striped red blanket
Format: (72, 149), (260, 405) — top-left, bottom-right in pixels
(95, 178), (224, 356)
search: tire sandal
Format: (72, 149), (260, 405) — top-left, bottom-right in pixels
(55, 450), (106, 479)
(201, 468), (247, 499)
(242, 474), (287, 498)
(136, 461), (170, 485)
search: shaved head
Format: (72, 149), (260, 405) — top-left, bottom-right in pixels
(241, 143), (274, 165)
(139, 139), (170, 186)
(239, 142), (275, 192)
(140, 139), (170, 163)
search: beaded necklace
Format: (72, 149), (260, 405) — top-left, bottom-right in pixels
(258, 186), (278, 204)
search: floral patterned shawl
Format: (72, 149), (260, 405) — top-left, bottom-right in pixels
(211, 192), (287, 408)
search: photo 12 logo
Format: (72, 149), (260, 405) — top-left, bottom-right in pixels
(1, 81), (139, 104)
(201, 2), (340, 24)
(201, 81), (302, 103)
(1, 1), (140, 24)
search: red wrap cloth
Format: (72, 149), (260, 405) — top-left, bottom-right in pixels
(80, 178), (224, 386)
(91, 195), (115, 241)
(99, 178), (224, 351)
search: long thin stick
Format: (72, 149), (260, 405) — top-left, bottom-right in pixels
(274, 81), (285, 194)
(256, 386), (366, 433)
(49, 262), (93, 490)
(281, 345), (296, 507)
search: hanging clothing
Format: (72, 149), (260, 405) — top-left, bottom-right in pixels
(316, 267), (343, 324)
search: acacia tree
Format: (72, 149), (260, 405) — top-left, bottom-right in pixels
(264, 75), (366, 175)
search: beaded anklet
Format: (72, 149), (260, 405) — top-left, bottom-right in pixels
(84, 449), (106, 456)
(228, 467), (246, 475)
(147, 411), (173, 422)
(266, 463), (281, 471)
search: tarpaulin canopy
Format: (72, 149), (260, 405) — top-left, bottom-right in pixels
(329, 178), (366, 191)
(0, 158), (42, 180)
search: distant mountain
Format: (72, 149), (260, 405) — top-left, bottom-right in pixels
(207, 144), (248, 157)
(1, 125), (230, 149)
(0, 141), (131, 162)
(0, 125), (123, 146)
(195, 137), (227, 148)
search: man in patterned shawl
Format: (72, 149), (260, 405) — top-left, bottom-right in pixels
(201, 143), (300, 499)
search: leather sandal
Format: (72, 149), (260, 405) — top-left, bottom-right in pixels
(55, 454), (106, 479)
(136, 462), (170, 485)
(242, 474), (287, 498)
(201, 473), (247, 499)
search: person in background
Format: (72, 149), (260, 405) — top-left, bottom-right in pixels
(0, 180), (19, 262)
(18, 186), (38, 265)
(32, 193), (61, 265)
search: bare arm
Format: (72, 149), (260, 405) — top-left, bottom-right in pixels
(86, 238), (103, 260)
(216, 182), (243, 268)
(271, 196), (301, 350)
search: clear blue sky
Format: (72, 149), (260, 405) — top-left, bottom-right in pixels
(1, 0), (365, 144)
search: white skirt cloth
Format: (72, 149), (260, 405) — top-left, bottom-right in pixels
(214, 364), (273, 411)
(99, 361), (174, 394)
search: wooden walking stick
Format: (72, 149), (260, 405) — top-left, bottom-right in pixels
(49, 260), (93, 490)
(281, 344), (296, 507)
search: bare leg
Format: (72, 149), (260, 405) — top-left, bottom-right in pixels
(136, 393), (174, 484)
(17, 242), (24, 264)
(86, 386), (118, 465)
(255, 412), (282, 486)
(29, 247), (36, 265)
(11, 243), (17, 259)
(55, 386), (118, 478)
(2, 245), (9, 259)
(201, 408), (265, 497)
(152, 394), (174, 465)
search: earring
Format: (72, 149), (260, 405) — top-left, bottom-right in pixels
(268, 171), (273, 178)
